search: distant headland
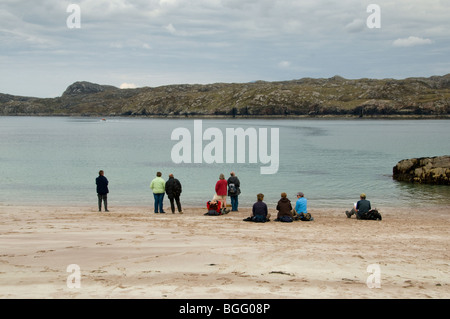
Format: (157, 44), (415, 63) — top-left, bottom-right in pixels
(1, 74), (449, 118)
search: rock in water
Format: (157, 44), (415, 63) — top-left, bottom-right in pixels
(393, 156), (450, 185)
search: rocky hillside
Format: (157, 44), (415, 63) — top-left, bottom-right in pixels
(1, 75), (450, 117)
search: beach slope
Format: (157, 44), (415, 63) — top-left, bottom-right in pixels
(0, 205), (448, 299)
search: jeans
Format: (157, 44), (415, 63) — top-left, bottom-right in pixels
(153, 193), (165, 213)
(230, 195), (239, 211)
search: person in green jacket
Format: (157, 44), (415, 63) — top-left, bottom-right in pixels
(150, 171), (166, 213)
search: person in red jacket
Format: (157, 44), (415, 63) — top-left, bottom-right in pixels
(205, 200), (222, 215)
(215, 173), (228, 210)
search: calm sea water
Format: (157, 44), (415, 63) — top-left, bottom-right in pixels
(1, 116), (449, 209)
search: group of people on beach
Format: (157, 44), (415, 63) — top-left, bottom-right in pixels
(96, 170), (380, 221)
(96, 169), (184, 214)
(241, 191), (312, 223)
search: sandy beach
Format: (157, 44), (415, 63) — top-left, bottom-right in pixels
(0, 204), (448, 299)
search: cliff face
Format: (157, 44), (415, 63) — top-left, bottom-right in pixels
(1, 75), (450, 117)
(393, 156), (450, 185)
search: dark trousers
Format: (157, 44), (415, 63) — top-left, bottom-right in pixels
(97, 194), (108, 211)
(168, 195), (182, 213)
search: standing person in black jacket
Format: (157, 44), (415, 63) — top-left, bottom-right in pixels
(165, 173), (183, 214)
(227, 171), (241, 212)
(96, 170), (109, 212)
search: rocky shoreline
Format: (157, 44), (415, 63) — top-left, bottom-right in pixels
(1, 74), (449, 117)
(393, 155), (450, 185)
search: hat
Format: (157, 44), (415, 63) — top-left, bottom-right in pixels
(296, 192), (304, 197)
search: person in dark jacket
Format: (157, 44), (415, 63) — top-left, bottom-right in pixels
(276, 192), (293, 221)
(165, 173), (183, 214)
(346, 193), (371, 219)
(227, 171), (241, 212)
(96, 170), (109, 212)
(244, 193), (270, 222)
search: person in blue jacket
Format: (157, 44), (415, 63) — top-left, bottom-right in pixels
(293, 192), (312, 221)
(96, 170), (109, 212)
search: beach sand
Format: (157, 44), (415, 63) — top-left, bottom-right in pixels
(0, 204), (449, 299)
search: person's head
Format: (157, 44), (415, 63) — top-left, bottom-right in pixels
(257, 193), (264, 201)
(281, 192), (287, 198)
(169, 173), (174, 178)
(156, 172), (162, 177)
(296, 192), (304, 198)
(98, 170), (104, 176)
(230, 171), (235, 176)
(219, 173), (225, 180)
(360, 193), (366, 200)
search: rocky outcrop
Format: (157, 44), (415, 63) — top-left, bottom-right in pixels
(1, 74), (450, 117)
(393, 156), (450, 185)
(62, 81), (118, 96)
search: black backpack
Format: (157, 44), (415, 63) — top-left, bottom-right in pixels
(280, 215), (293, 222)
(361, 209), (382, 220)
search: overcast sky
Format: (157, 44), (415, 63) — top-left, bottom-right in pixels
(1, 0), (449, 97)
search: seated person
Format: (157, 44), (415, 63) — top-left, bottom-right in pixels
(293, 192), (313, 221)
(244, 193), (271, 222)
(275, 192), (293, 222)
(205, 199), (222, 215)
(346, 193), (371, 219)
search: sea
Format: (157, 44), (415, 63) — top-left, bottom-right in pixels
(1, 116), (449, 209)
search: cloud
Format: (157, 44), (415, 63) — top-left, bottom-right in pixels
(1, 0), (450, 97)
(344, 19), (365, 33)
(120, 83), (138, 89)
(165, 23), (177, 35)
(393, 36), (433, 47)
(278, 61), (291, 68)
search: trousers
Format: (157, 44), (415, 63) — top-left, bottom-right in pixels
(97, 194), (108, 211)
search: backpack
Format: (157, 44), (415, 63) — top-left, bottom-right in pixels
(360, 209), (382, 220)
(228, 183), (237, 195)
(279, 215), (293, 223)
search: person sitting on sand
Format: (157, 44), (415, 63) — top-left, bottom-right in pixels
(205, 199), (224, 216)
(293, 192), (313, 221)
(346, 193), (375, 219)
(244, 193), (270, 222)
(275, 192), (293, 222)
